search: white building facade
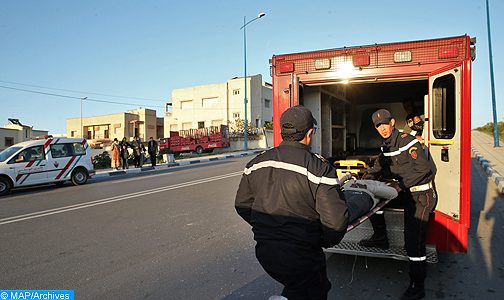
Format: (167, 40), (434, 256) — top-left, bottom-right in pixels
(164, 74), (272, 136)
(0, 119), (48, 151)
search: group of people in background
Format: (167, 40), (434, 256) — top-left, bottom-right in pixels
(110, 136), (158, 170)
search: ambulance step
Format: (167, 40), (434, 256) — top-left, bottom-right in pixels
(325, 213), (437, 263)
(325, 242), (438, 264)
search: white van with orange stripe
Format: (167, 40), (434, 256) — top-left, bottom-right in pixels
(0, 137), (95, 196)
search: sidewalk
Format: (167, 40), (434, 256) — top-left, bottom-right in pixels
(471, 130), (504, 193)
(93, 149), (264, 179)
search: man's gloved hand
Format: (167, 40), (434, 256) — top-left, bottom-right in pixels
(387, 181), (402, 192)
(338, 172), (352, 183)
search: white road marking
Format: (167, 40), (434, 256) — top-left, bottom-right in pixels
(0, 171), (243, 226)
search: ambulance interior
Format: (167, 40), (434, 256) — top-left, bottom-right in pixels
(300, 79), (428, 210)
(300, 80), (427, 162)
(301, 79), (440, 260)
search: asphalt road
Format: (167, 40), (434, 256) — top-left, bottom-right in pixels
(1, 156), (503, 299)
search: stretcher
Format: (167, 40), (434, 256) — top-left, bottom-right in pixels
(329, 160), (438, 263)
(333, 159), (368, 180)
(346, 198), (393, 232)
(333, 159), (396, 232)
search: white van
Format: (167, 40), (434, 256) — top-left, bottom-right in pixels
(0, 137), (95, 196)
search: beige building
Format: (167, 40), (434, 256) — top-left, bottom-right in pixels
(66, 108), (163, 147)
(164, 74), (272, 136)
(0, 119), (48, 151)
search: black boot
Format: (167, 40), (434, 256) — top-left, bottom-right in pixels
(401, 269), (426, 300)
(400, 281), (425, 300)
(359, 214), (389, 249)
(358, 232), (389, 249)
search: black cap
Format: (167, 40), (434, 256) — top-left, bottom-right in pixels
(280, 105), (317, 135)
(372, 109), (393, 127)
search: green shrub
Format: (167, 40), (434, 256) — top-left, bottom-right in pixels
(475, 122), (504, 140)
(93, 151), (111, 169)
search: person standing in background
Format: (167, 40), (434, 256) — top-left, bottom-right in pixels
(131, 137), (141, 168)
(402, 98), (425, 142)
(110, 138), (121, 170)
(148, 137), (158, 167)
(119, 137), (130, 170)
(136, 136), (146, 168)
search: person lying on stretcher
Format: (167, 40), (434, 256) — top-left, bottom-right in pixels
(338, 173), (399, 223)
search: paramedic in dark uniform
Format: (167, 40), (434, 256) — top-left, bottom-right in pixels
(402, 98), (425, 142)
(360, 109), (437, 300)
(235, 105), (349, 300)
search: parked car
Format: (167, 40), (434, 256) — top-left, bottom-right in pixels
(0, 137), (95, 196)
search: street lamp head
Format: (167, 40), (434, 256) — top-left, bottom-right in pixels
(258, 12), (266, 18)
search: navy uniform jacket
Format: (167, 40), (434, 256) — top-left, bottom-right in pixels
(367, 128), (435, 190)
(235, 141), (349, 249)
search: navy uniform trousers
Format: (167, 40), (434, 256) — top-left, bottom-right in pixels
(404, 188), (437, 283)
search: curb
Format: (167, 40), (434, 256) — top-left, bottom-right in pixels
(471, 146), (504, 194)
(92, 150), (264, 179)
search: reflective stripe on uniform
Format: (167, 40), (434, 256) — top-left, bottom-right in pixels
(382, 139), (419, 157)
(243, 160), (340, 186)
(409, 256), (427, 261)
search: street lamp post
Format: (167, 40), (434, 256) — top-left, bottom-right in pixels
(241, 12), (265, 150)
(81, 96), (87, 138)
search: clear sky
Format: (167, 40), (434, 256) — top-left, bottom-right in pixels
(1, 0), (502, 134)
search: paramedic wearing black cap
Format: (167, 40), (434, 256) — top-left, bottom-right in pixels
(235, 105), (349, 300)
(361, 108), (437, 300)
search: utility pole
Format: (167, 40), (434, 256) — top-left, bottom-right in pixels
(486, 0), (500, 147)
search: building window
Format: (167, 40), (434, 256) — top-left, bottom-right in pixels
(5, 137), (14, 147)
(180, 100), (193, 110)
(233, 89), (240, 95)
(198, 121), (205, 129)
(104, 129), (109, 139)
(170, 124), (178, 132)
(70, 131), (76, 137)
(202, 97), (219, 108)
(233, 113), (240, 119)
(265, 99), (271, 108)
